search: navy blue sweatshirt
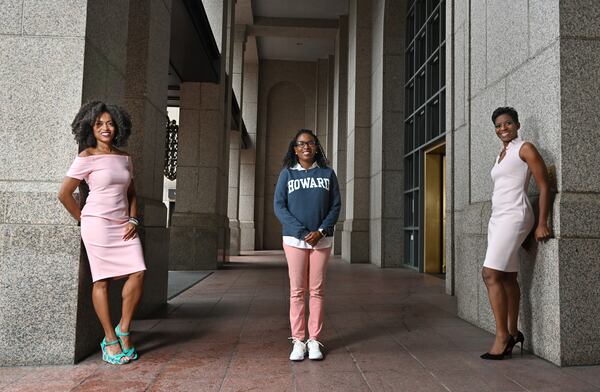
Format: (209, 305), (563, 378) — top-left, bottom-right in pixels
(274, 164), (342, 239)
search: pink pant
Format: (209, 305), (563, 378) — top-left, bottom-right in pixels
(283, 244), (331, 340)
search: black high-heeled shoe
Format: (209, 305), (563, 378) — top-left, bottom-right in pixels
(511, 331), (524, 357)
(480, 336), (515, 360)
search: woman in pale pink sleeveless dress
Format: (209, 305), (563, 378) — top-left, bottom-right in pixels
(480, 107), (551, 360)
(58, 102), (145, 365)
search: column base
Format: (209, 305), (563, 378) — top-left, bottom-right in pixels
(136, 197), (169, 315)
(229, 219), (240, 256)
(333, 222), (344, 255)
(169, 212), (225, 270)
(240, 220), (256, 251)
(342, 219), (370, 263)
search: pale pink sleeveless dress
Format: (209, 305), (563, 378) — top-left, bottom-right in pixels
(66, 155), (146, 282)
(483, 136), (534, 272)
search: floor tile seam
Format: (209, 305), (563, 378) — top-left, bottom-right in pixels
(152, 287), (227, 385)
(223, 268), (252, 294)
(329, 321), (375, 392)
(142, 328), (190, 392)
(386, 324), (455, 391)
(143, 356), (178, 392)
(1, 372), (29, 390)
(556, 370), (600, 390)
(426, 370), (453, 392)
(505, 368), (600, 392)
(166, 302), (184, 317)
(503, 375), (530, 392)
(217, 286), (259, 392)
(68, 369), (98, 392)
(386, 318), (446, 373)
(458, 359), (531, 391)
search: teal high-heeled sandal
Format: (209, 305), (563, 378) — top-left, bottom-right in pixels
(115, 324), (138, 360)
(100, 338), (130, 365)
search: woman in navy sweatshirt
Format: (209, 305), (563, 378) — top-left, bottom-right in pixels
(274, 129), (341, 361)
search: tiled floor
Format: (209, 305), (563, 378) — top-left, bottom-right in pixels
(2, 251), (599, 392)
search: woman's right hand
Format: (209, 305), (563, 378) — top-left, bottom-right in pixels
(123, 223), (137, 241)
(304, 231), (323, 246)
(535, 223), (551, 242)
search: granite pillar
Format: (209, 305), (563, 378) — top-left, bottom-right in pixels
(449, 0), (600, 365)
(124, 0), (171, 317)
(342, 0), (372, 263)
(169, 0), (234, 267)
(228, 25), (247, 256)
(316, 58), (329, 147)
(368, 0), (405, 267)
(239, 62), (259, 251)
(555, 1), (600, 366)
(228, 128), (242, 256)
(332, 15), (349, 255)
(327, 55), (335, 160)
(0, 0), (134, 365)
(219, 0), (235, 263)
(169, 82), (226, 270)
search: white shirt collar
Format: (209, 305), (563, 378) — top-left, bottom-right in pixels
(291, 161), (319, 171)
(505, 135), (522, 150)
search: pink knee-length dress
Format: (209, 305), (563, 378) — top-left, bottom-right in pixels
(67, 154), (146, 282)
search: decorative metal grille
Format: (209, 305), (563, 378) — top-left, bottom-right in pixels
(403, 0), (446, 269)
(164, 115), (178, 180)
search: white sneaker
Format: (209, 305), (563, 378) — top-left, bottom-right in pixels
(289, 338), (307, 361)
(306, 339), (324, 360)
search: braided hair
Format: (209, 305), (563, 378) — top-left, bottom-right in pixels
(282, 128), (329, 168)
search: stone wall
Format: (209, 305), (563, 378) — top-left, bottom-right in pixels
(448, 0), (600, 365)
(255, 60), (317, 250)
(368, 0), (405, 267)
(0, 0), (174, 365)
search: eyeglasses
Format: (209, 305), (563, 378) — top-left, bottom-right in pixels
(295, 140), (317, 148)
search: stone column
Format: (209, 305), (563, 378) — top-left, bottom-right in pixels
(332, 15), (349, 255)
(255, 62), (267, 250)
(228, 25), (247, 256)
(554, 1), (600, 366)
(169, 82), (225, 269)
(444, 0), (454, 296)
(0, 0), (146, 365)
(368, 0), (405, 267)
(239, 62), (259, 251)
(124, 0), (171, 315)
(342, 0), (372, 263)
(228, 126), (241, 256)
(316, 58), (329, 145)
(219, 0), (235, 263)
(169, 0), (234, 268)
(450, 0), (600, 366)
(327, 54), (335, 160)
(0, 0), (89, 366)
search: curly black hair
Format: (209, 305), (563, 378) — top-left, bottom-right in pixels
(71, 101), (132, 148)
(491, 106), (519, 125)
(282, 128), (329, 168)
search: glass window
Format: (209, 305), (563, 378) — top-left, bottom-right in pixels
(404, 0), (446, 270)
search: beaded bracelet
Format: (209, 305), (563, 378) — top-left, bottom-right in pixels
(128, 217), (140, 226)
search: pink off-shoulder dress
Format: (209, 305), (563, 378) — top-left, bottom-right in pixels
(67, 155), (146, 282)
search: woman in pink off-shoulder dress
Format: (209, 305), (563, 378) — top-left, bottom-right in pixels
(58, 101), (146, 365)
